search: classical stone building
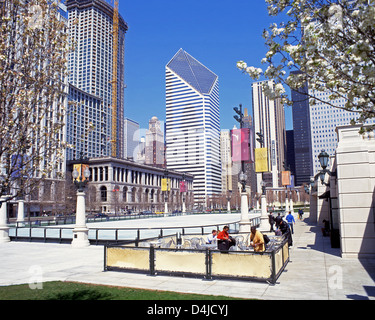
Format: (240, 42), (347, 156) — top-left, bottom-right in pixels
(310, 125), (375, 259)
(70, 157), (194, 214)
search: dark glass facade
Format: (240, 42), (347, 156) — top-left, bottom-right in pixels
(291, 71), (313, 186)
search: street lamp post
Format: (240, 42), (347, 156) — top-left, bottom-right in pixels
(233, 104), (251, 232)
(226, 190), (232, 214)
(71, 163), (91, 248)
(164, 169), (169, 216)
(318, 149), (335, 185)
(181, 173), (186, 215)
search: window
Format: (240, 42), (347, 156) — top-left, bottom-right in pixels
(100, 186), (107, 202)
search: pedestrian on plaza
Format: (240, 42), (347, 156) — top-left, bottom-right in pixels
(286, 211), (296, 234)
(249, 226), (265, 252)
(298, 208), (304, 220)
(275, 212), (282, 229)
(322, 219), (330, 237)
(268, 213), (275, 232)
(279, 220), (293, 247)
(217, 226), (236, 252)
(206, 229), (217, 244)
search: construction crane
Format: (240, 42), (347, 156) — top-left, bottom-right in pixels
(111, 0), (119, 158)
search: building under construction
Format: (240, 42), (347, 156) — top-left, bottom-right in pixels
(66, 0), (128, 160)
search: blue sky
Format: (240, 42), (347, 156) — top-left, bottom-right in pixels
(117, 0), (293, 131)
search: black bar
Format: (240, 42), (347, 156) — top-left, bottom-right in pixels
(149, 245), (155, 276)
(205, 248), (212, 280)
(271, 250), (276, 284)
(103, 245), (107, 271)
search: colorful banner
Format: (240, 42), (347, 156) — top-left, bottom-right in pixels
(282, 171), (291, 186)
(231, 128), (251, 162)
(179, 181), (187, 193)
(161, 178), (171, 191)
(73, 164), (89, 182)
(255, 148), (268, 172)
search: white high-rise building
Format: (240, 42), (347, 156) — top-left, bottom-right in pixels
(252, 80), (286, 191)
(309, 91), (375, 175)
(165, 49), (221, 207)
(124, 118), (140, 160)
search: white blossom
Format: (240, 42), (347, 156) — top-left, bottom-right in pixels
(237, 0), (375, 123)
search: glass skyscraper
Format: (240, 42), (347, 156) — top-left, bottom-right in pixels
(165, 49), (221, 207)
(66, 0), (128, 159)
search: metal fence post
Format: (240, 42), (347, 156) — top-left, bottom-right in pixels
(271, 250), (277, 284)
(149, 245), (156, 276)
(204, 248), (212, 281)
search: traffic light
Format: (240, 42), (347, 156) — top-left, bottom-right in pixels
(233, 105), (243, 124)
(256, 132), (264, 147)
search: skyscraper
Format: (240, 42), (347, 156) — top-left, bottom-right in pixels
(165, 49), (221, 206)
(66, 0), (128, 158)
(252, 80), (286, 191)
(145, 116), (165, 168)
(124, 118), (140, 160)
(309, 89), (375, 175)
(291, 71), (313, 186)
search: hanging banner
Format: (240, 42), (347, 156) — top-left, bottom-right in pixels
(255, 148), (268, 172)
(282, 171), (291, 186)
(179, 181), (187, 193)
(73, 164), (89, 182)
(231, 128), (250, 162)
(249, 128), (255, 163)
(161, 178), (171, 191)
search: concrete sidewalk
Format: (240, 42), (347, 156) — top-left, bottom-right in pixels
(0, 213), (374, 300)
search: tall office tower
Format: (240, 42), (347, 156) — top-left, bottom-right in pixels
(66, 0), (128, 158)
(291, 71), (313, 186)
(165, 49), (221, 207)
(124, 118), (140, 160)
(220, 130), (233, 194)
(67, 84), (103, 161)
(252, 80), (286, 191)
(145, 116), (165, 168)
(309, 90), (375, 175)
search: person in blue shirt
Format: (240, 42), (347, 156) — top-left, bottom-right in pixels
(286, 211), (296, 234)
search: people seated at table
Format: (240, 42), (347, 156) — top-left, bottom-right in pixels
(249, 226), (265, 252)
(217, 226), (236, 251)
(206, 229), (217, 244)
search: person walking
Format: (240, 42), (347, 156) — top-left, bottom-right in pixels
(275, 213), (282, 229)
(298, 208), (304, 220)
(268, 213), (275, 232)
(286, 211), (296, 234)
(279, 220), (293, 247)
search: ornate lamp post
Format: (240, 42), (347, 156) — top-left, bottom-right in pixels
(233, 104), (251, 232)
(318, 149), (335, 185)
(164, 169), (169, 216)
(226, 190), (232, 214)
(181, 173), (186, 215)
(71, 163), (91, 248)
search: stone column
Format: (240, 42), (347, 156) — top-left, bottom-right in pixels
(17, 199), (25, 227)
(0, 197), (10, 243)
(239, 192), (251, 233)
(71, 191), (90, 248)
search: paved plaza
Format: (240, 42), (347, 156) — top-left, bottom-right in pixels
(0, 212), (374, 300)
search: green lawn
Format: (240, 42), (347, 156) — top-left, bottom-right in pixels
(0, 281), (243, 300)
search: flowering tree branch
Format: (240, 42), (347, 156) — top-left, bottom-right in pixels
(237, 0), (375, 129)
(0, 0), (69, 203)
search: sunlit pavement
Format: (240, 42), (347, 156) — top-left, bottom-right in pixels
(1, 212), (374, 300)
